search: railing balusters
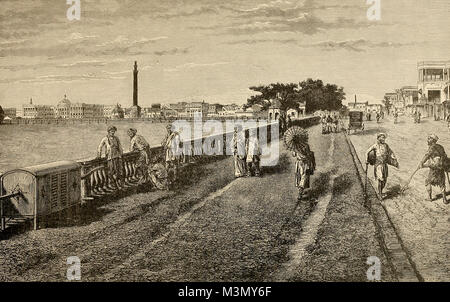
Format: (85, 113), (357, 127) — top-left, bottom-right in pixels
(75, 121), (288, 201)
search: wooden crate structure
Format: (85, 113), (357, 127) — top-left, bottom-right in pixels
(0, 161), (81, 230)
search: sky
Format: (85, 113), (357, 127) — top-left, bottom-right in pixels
(0, 0), (449, 108)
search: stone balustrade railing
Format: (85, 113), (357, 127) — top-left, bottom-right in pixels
(76, 122), (279, 200)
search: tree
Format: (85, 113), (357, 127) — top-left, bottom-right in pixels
(245, 82), (300, 111)
(246, 79), (345, 114)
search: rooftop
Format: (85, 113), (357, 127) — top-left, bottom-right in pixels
(417, 61), (450, 68)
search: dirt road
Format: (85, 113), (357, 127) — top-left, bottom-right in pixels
(0, 125), (395, 281)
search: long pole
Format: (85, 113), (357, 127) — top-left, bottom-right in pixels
(364, 163), (369, 206)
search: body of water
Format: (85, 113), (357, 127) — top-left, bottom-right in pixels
(0, 121), (169, 173)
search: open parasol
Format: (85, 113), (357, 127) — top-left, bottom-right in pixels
(283, 126), (309, 151)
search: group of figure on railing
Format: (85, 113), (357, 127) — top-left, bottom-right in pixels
(96, 124), (181, 193)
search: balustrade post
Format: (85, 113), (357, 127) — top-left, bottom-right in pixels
(80, 163), (92, 201)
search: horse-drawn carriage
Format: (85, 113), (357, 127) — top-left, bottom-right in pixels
(347, 111), (364, 134)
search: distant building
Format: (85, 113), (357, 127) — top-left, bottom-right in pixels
(185, 101), (209, 117)
(142, 107), (162, 118)
(55, 95), (71, 118)
(417, 60), (450, 118)
(18, 98), (54, 119)
(3, 107), (16, 119)
(103, 104), (117, 118)
(366, 103), (383, 113)
(347, 101), (368, 111)
(267, 99), (283, 121)
(161, 108), (178, 118)
(395, 86), (420, 115)
(286, 102), (306, 118)
(70, 103), (104, 119)
(208, 103), (224, 117)
(166, 102), (187, 117)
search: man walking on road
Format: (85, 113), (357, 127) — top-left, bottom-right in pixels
(293, 141), (315, 201)
(365, 133), (399, 199)
(418, 134), (449, 204)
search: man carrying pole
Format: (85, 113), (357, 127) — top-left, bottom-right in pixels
(417, 134), (449, 204)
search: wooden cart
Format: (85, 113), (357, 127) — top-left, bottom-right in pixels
(347, 111), (365, 134)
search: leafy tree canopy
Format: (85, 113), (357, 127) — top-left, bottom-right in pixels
(245, 79), (345, 114)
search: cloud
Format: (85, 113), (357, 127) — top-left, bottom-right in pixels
(302, 39), (418, 52)
(191, 0), (379, 36)
(154, 6), (220, 19)
(96, 36), (168, 47)
(0, 73), (127, 84)
(224, 37), (418, 52)
(57, 60), (108, 68)
(0, 35), (170, 58)
(164, 62), (230, 72)
(154, 48), (190, 56)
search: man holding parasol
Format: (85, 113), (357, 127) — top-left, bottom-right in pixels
(284, 126), (316, 201)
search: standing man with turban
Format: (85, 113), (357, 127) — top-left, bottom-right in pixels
(162, 123), (181, 186)
(231, 125), (246, 178)
(127, 128), (151, 185)
(418, 134), (449, 204)
(365, 133), (399, 199)
(97, 125), (124, 190)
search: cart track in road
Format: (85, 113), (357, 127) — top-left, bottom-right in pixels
(272, 134), (336, 281)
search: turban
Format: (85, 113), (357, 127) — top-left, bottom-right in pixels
(377, 133), (387, 139)
(428, 134), (439, 142)
(127, 128), (137, 135)
(107, 125), (117, 132)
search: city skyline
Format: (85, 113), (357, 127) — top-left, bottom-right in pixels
(1, 0), (449, 108)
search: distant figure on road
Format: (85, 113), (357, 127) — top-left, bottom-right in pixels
(446, 114), (450, 131)
(376, 112), (380, 123)
(231, 126), (246, 178)
(332, 114), (339, 132)
(128, 128), (151, 185)
(245, 131), (261, 177)
(97, 125), (124, 190)
(286, 115), (293, 129)
(326, 115), (333, 133)
(321, 115), (327, 134)
(413, 111), (421, 124)
(418, 134), (449, 204)
(365, 133), (399, 199)
(393, 111), (398, 124)
(293, 142), (315, 201)
(162, 123), (181, 187)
